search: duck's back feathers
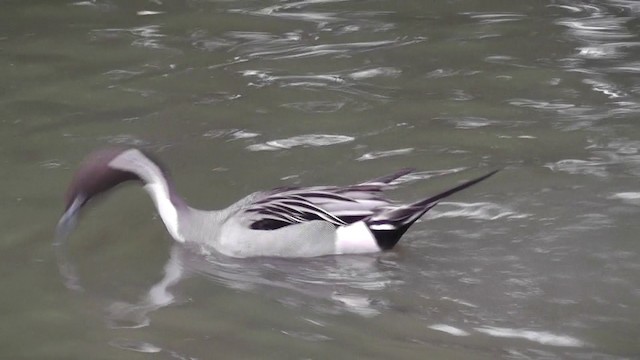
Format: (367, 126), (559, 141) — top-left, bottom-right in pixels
(243, 169), (416, 231)
(242, 168), (499, 252)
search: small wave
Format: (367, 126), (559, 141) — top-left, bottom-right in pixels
(240, 69), (395, 103)
(608, 61), (640, 73)
(583, 79), (627, 98)
(103, 69), (144, 81)
(475, 326), (586, 347)
(428, 202), (529, 221)
(464, 12), (526, 24)
(229, 1), (395, 34)
(331, 293), (380, 317)
(609, 192), (640, 205)
(193, 92), (242, 105)
(509, 98), (575, 110)
(281, 101), (346, 113)
(100, 134), (149, 146)
(192, 37), (236, 52)
(390, 168), (468, 185)
(40, 160), (63, 169)
(356, 148), (413, 161)
(348, 67), (401, 80)
(137, 11), (164, 16)
(109, 339), (162, 353)
(246, 134), (354, 151)
(437, 117), (497, 129)
(428, 324), (470, 336)
(484, 55), (530, 68)
(441, 296), (478, 308)
(239, 0), (346, 22)
(189, 247), (399, 317)
(544, 159), (608, 177)
(426, 68), (481, 79)
(241, 69), (345, 87)
(90, 25), (176, 52)
(280, 330), (331, 342)
(243, 40), (401, 60)
(557, 16), (634, 41)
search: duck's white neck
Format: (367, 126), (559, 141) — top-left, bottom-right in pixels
(109, 149), (186, 243)
(144, 182), (185, 242)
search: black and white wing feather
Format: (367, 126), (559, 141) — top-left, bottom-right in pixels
(243, 168), (499, 251)
(244, 169), (413, 230)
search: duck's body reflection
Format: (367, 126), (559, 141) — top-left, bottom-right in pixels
(57, 242), (402, 328)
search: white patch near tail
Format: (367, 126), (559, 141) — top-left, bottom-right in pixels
(335, 221), (381, 254)
(369, 223), (396, 231)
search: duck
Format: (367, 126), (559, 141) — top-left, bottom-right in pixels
(56, 148), (498, 258)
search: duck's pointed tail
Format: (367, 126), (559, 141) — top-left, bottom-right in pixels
(366, 169), (500, 250)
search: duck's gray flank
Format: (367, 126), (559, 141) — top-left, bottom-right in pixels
(57, 148), (498, 258)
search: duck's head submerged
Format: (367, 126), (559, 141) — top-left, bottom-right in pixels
(57, 148), (145, 238)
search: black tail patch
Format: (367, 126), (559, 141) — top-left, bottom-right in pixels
(368, 169), (500, 250)
(369, 203), (438, 250)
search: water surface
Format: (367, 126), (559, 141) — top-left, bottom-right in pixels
(1, 0), (640, 358)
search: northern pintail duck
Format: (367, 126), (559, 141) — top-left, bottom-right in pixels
(57, 148), (498, 257)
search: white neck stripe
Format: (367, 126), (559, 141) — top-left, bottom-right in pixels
(144, 183), (185, 242)
(109, 149), (185, 243)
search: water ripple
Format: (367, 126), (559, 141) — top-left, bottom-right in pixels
(437, 117), (498, 129)
(583, 78), (627, 98)
(609, 192), (640, 205)
(241, 69), (344, 87)
(280, 330), (331, 342)
(202, 128), (260, 140)
(392, 167), (468, 185)
(100, 134), (148, 147)
(554, 1), (640, 66)
(464, 12), (526, 24)
(246, 134), (354, 151)
(508, 98), (575, 110)
(237, 0), (347, 22)
(348, 67), (401, 80)
(188, 246), (399, 317)
(229, 0), (395, 33)
(475, 326), (586, 347)
(356, 148), (413, 161)
(239, 68), (397, 105)
(428, 202), (530, 221)
(282, 100), (346, 113)
(430, 69), (482, 79)
(90, 25), (176, 51)
(545, 159), (609, 177)
(245, 40), (412, 60)
(428, 324), (470, 337)
(109, 339), (162, 353)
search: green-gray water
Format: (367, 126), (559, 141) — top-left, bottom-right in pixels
(2, 0), (640, 358)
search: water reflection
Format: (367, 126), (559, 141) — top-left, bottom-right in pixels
(107, 245), (185, 329)
(102, 243), (401, 328)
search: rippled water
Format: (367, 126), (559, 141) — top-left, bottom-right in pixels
(2, 0), (640, 359)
